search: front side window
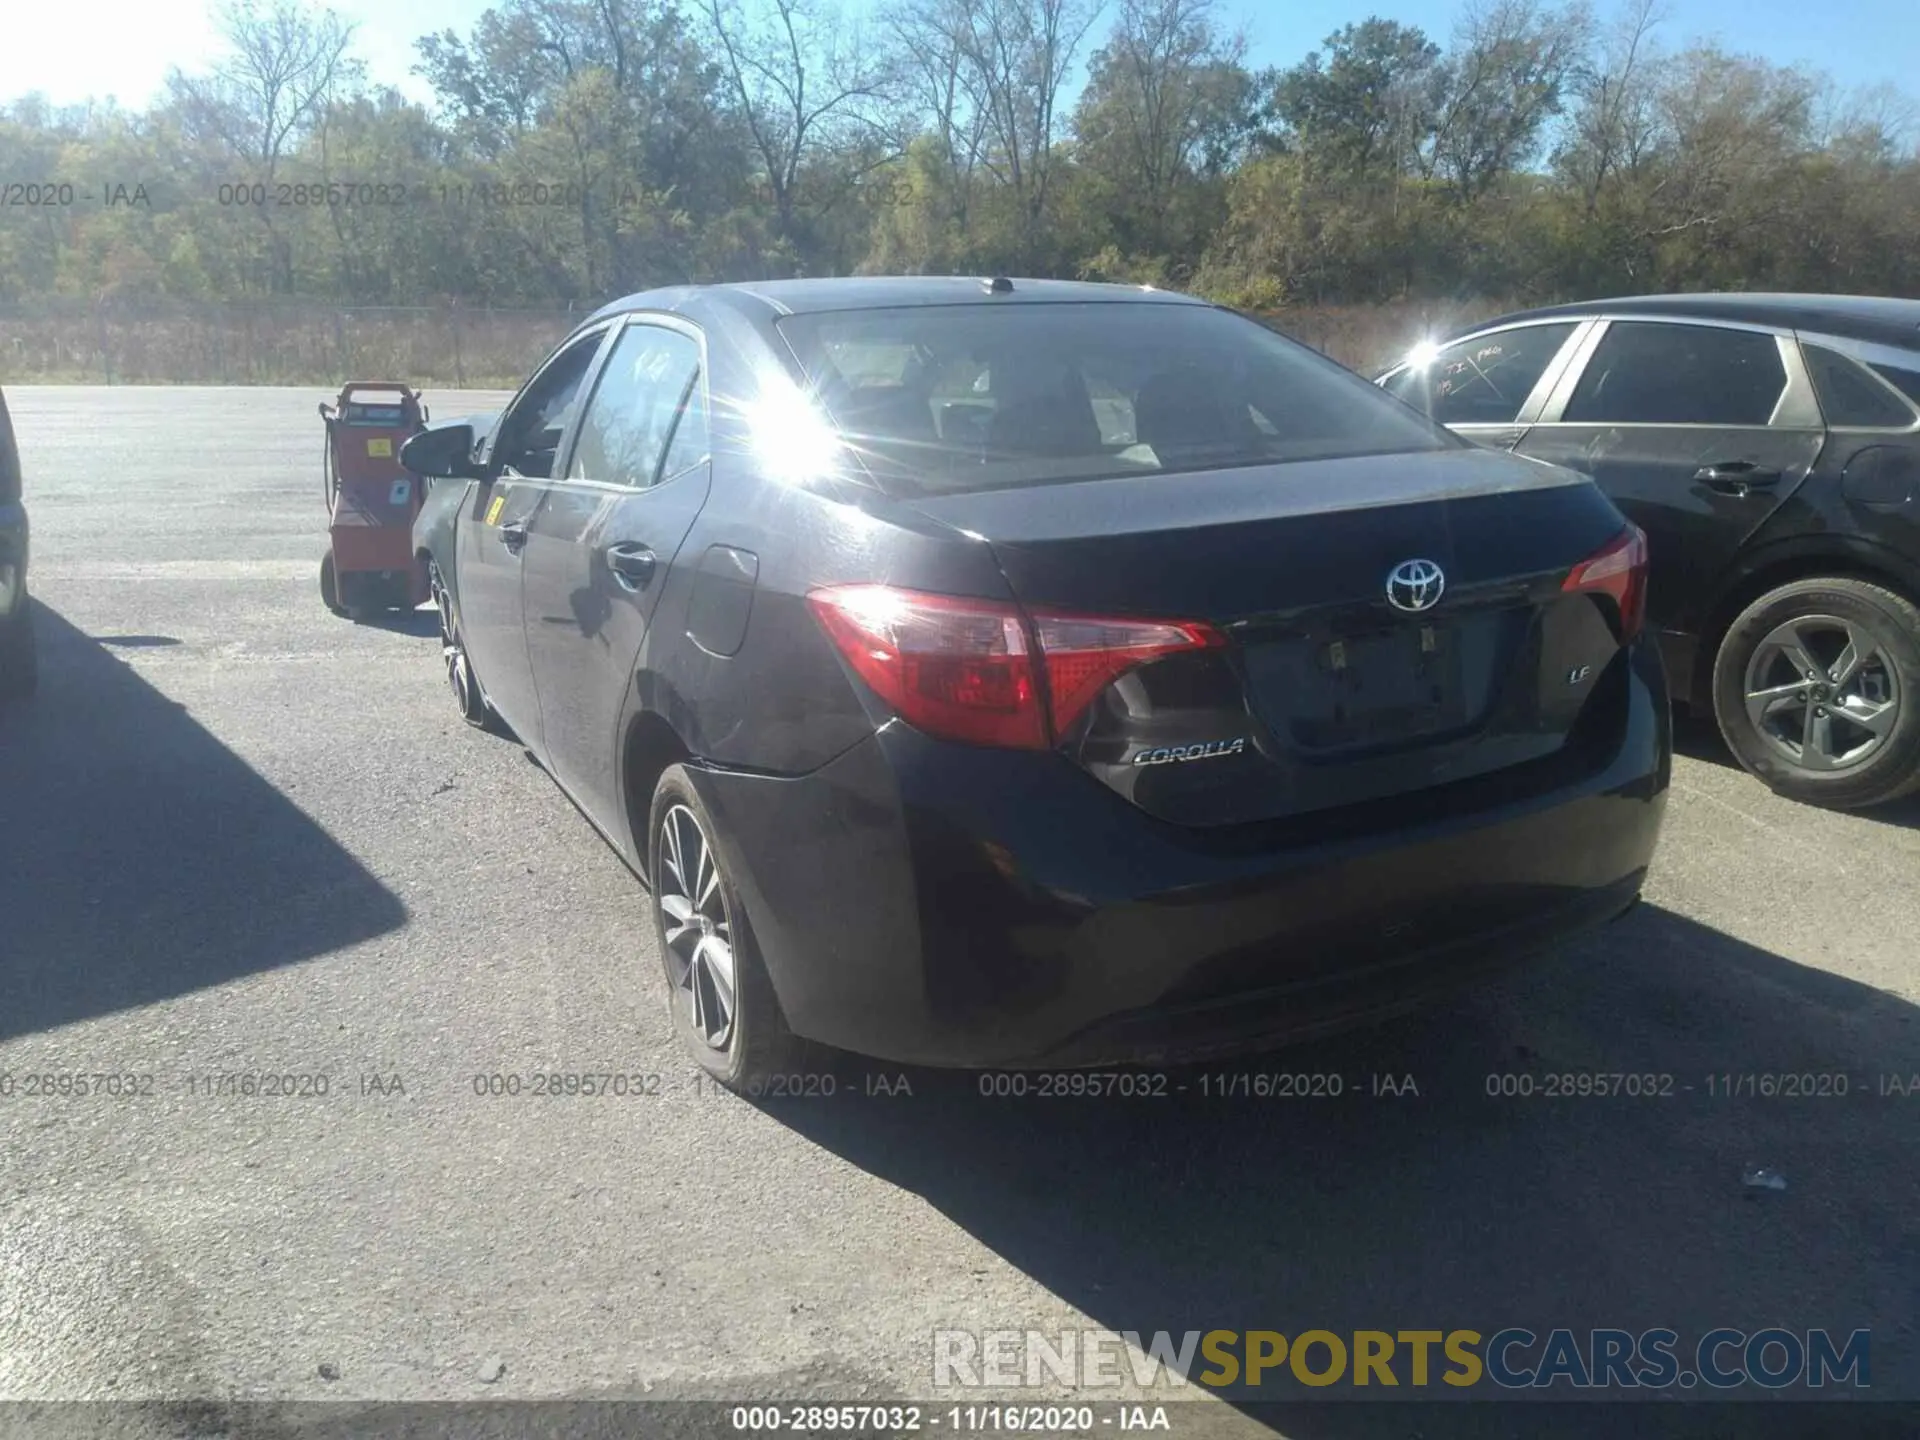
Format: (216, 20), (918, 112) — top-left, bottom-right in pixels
(567, 324), (702, 489)
(496, 330), (607, 479)
(1386, 323), (1578, 427)
(1562, 322), (1787, 427)
(774, 302), (1453, 496)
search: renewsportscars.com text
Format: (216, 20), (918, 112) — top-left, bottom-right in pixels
(933, 1328), (1870, 1391)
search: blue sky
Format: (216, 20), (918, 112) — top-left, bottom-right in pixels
(5, 0), (1918, 115)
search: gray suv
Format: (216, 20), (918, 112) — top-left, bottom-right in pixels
(0, 386), (34, 699)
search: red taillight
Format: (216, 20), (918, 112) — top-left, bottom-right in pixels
(807, 584), (1222, 749)
(1563, 525), (1649, 641)
(1030, 611), (1226, 734)
(807, 586), (1046, 748)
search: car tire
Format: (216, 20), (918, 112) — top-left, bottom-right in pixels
(1711, 577), (1920, 809)
(429, 560), (507, 735)
(647, 763), (808, 1093)
(319, 553), (347, 616)
(0, 592), (38, 701)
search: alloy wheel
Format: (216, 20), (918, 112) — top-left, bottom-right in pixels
(1741, 613), (1902, 773)
(657, 803), (737, 1053)
(432, 569), (475, 714)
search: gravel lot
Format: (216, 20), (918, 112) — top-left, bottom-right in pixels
(2, 387), (1917, 1439)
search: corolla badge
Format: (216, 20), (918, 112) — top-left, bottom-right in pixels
(1133, 738), (1247, 766)
(1385, 558), (1446, 613)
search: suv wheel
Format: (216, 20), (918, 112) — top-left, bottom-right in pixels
(647, 764), (807, 1093)
(0, 591), (37, 701)
(1711, 577), (1920, 809)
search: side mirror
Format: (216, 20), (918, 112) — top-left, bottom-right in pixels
(401, 423), (481, 480)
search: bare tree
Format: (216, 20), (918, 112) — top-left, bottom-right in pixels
(887, 0), (993, 180)
(1427, 0), (1592, 200)
(1555, 0), (1665, 214)
(953, 0), (1108, 265)
(1643, 45), (1819, 242)
(697, 0), (896, 251)
(179, 0), (360, 177)
(170, 0), (360, 292)
(1818, 80), (1920, 160)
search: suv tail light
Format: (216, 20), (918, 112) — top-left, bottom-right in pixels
(807, 585), (1223, 750)
(1563, 525), (1648, 642)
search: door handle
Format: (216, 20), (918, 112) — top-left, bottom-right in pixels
(1694, 462), (1782, 496)
(498, 520), (529, 552)
(605, 542), (657, 590)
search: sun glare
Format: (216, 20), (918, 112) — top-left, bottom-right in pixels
(742, 367), (845, 486)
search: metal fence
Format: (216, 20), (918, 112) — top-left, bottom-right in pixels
(0, 300), (581, 387)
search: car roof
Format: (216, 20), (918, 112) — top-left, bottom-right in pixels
(1459, 292), (1920, 351)
(585, 276), (1208, 327)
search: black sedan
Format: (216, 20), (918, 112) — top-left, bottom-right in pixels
(1379, 293), (1920, 809)
(0, 385), (33, 701)
(409, 277), (1669, 1089)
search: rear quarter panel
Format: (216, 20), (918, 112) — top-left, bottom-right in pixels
(633, 301), (1012, 777)
(1713, 457), (1920, 617)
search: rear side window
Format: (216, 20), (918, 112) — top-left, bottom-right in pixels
(774, 302), (1452, 496)
(1804, 345), (1918, 427)
(1385, 323), (1578, 426)
(1562, 322), (1787, 426)
(1869, 361), (1920, 410)
(658, 377), (709, 482)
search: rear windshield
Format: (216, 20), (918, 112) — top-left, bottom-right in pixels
(773, 301), (1454, 496)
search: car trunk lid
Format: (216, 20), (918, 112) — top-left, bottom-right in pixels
(901, 449), (1639, 826)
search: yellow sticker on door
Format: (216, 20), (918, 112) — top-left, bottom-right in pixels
(367, 437), (393, 457)
(485, 494), (506, 526)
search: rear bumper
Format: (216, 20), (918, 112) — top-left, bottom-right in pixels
(697, 639), (1672, 1068)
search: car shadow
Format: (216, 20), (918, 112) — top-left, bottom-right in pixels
(346, 604), (439, 638)
(1674, 710), (1920, 830)
(95, 634), (182, 648)
(1670, 710), (1739, 771)
(765, 904), (1919, 1434)
(0, 603), (408, 1040)
(1861, 791), (1920, 830)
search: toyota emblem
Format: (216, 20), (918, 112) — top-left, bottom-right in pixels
(1385, 558), (1445, 612)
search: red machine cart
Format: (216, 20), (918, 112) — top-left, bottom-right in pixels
(319, 382), (431, 618)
